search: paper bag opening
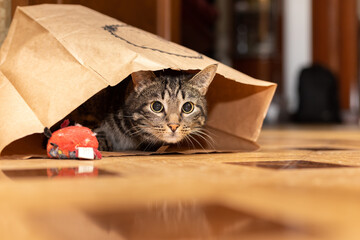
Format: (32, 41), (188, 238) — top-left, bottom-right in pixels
(0, 4), (276, 157)
(67, 69), (268, 154)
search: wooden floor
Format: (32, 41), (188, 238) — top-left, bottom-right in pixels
(1, 125), (360, 239)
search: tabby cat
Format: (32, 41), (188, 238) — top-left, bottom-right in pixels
(94, 64), (217, 151)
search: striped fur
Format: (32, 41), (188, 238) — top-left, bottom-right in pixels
(94, 64), (217, 151)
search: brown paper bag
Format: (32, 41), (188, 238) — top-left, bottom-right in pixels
(0, 4), (276, 156)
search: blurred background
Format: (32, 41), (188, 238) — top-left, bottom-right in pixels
(1, 0), (359, 125)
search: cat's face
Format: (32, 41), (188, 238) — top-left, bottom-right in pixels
(124, 65), (217, 145)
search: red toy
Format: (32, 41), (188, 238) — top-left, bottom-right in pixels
(45, 120), (102, 160)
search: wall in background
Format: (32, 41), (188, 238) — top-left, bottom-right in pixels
(283, 0), (312, 113)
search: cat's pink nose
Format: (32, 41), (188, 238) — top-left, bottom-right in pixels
(167, 123), (179, 132)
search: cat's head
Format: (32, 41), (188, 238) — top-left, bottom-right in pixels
(124, 64), (217, 145)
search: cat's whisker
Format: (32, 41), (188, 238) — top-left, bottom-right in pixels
(122, 125), (144, 136)
(134, 140), (145, 150)
(184, 135), (196, 150)
(126, 126), (152, 139)
(137, 116), (158, 127)
(192, 129), (216, 150)
(193, 130), (215, 144)
(191, 132), (216, 150)
(124, 124), (151, 137)
(124, 126), (140, 134)
(129, 127), (154, 139)
(184, 136), (194, 150)
(129, 129), (145, 137)
(135, 135), (156, 150)
(194, 127), (218, 139)
(182, 135), (191, 149)
(193, 130), (216, 149)
(126, 129), (144, 137)
(187, 134), (205, 151)
(143, 139), (157, 151)
(191, 133), (211, 149)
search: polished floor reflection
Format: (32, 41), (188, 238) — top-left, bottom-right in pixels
(88, 204), (315, 240)
(1, 126), (360, 240)
(28, 203), (315, 240)
(226, 160), (355, 170)
(3, 166), (119, 179)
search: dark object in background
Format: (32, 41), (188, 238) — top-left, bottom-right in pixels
(181, 0), (218, 58)
(294, 64), (342, 123)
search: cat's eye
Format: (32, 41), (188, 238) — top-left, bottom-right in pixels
(150, 101), (163, 113)
(182, 102), (194, 114)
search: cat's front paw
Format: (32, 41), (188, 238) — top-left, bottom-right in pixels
(95, 130), (112, 151)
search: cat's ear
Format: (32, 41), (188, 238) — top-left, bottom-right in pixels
(131, 70), (156, 92)
(188, 64), (218, 95)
